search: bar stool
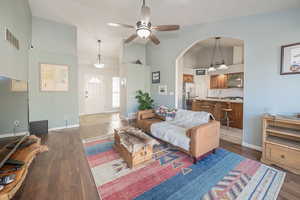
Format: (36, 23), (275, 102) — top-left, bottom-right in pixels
(222, 103), (234, 128)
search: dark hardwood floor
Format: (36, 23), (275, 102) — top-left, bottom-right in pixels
(12, 113), (300, 200)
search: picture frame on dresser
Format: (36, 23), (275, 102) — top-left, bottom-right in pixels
(280, 42), (300, 75)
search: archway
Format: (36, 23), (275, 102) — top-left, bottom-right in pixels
(175, 37), (245, 145)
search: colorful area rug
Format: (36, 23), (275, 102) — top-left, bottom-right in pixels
(82, 136), (285, 200)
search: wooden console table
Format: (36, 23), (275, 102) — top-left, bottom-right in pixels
(0, 135), (48, 200)
(261, 114), (300, 175)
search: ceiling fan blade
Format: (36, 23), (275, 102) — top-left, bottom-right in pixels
(124, 34), (138, 43)
(107, 22), (134, 29)
(152, 25), (180, 31)
(149, 34), (160, 45)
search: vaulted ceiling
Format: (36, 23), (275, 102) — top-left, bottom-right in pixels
(29, 0), (300, 64)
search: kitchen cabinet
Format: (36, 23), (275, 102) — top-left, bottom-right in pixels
(192, 100), (243, 129)
(228, 103), (243, 129)
(210, 74), (227, 89)
(227, 73), (244, 88)
(210, 72), (243, 89)
(183, 74), (194, 83)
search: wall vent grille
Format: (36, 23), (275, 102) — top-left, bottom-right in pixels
(5, 28), (19, 50)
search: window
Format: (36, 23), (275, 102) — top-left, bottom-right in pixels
(112, 77), (120, 108)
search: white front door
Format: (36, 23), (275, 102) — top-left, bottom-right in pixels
(84, 75), (104, 115)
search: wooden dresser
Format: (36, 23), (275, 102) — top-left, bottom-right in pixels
(261, 115), (300, 175)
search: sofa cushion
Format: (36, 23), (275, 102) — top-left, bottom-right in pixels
(169, 109), (211, 129)
(151, 122), (190, 151)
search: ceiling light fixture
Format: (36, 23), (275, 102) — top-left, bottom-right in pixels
(136, 21), (151, 39)
(209, 37), (228, 71)
(94, 40), (104, 68)
(208, 66), (217, 72)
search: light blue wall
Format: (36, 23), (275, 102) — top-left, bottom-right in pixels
(126, 64), (151, 116)
(120, 43), (150, 118)
(29, 17), (79, 128)
(122, 43), (146, 64)
(0, 78), (28, 134)
(146, 9), (300, 147)
(0, 0), (32, 81)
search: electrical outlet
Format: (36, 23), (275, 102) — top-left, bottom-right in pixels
(14, 120), (20, 127)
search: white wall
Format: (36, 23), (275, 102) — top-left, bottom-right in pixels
(146, 8), (300, 147)
(194, 73), (210, 98)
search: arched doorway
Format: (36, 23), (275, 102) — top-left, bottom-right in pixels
(175, 37), (245, 145)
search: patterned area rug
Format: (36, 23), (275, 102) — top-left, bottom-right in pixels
(82, 136), (285, 200)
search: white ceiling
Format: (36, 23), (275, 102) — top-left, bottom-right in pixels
(29, 0), (300, 64)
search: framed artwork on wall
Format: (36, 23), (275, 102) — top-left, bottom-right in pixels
(195, 69), (206, 75)
(40, 64), (69, 91)
(152, 71), (160, 84)
(281, 42), (300, 75)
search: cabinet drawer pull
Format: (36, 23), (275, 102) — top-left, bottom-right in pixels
(280, 155), (285, 159)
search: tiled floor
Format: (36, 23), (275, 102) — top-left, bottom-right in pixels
(220, 126), (243, 144)
(79, 113), (130, 139)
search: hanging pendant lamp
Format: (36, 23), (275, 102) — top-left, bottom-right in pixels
(94, 40), (104, 68)
(209, 37), (228, 71)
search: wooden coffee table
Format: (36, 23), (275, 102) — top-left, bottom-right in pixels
(114, 127), (158, 168)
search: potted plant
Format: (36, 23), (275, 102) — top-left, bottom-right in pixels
(135, 90), (154, 110)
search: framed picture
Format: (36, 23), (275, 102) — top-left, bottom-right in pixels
(281, 42), (300, 75)
(195, 69), (206, 75)
(158, 85), (168, 95)
(40, 63), (69, 91)
(152, 71), (160, 84)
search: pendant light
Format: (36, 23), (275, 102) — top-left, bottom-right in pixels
(94, 40), (104, 68)
(209, 37), (228, 71)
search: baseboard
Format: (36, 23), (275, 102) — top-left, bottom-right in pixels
(0, 132), (29, 139)
(49, 124), (80, 131)
(101, 110), (119, 113)
(79, 110), (120, 116)
(242, 142), (262, 151)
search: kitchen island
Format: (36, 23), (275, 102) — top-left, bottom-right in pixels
(191, 98), (243, 129)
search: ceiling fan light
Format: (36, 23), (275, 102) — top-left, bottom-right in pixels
(208, 66), (216, 72)
(94, 63), (105, 68)
(136, 28), (151, 39)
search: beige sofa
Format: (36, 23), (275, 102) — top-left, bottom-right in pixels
(137, 109), (220, 163)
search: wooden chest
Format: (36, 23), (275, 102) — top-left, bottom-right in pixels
(114, 130), (154, 168)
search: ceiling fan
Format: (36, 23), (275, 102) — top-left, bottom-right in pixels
(107, 0), (180, 45)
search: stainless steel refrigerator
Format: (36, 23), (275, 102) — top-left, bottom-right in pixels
(182, 82), (195, 109)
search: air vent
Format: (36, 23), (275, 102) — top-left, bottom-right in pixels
(5, 28), (19, 50)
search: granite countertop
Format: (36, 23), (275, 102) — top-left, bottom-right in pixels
(192, 97), (243, 103)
